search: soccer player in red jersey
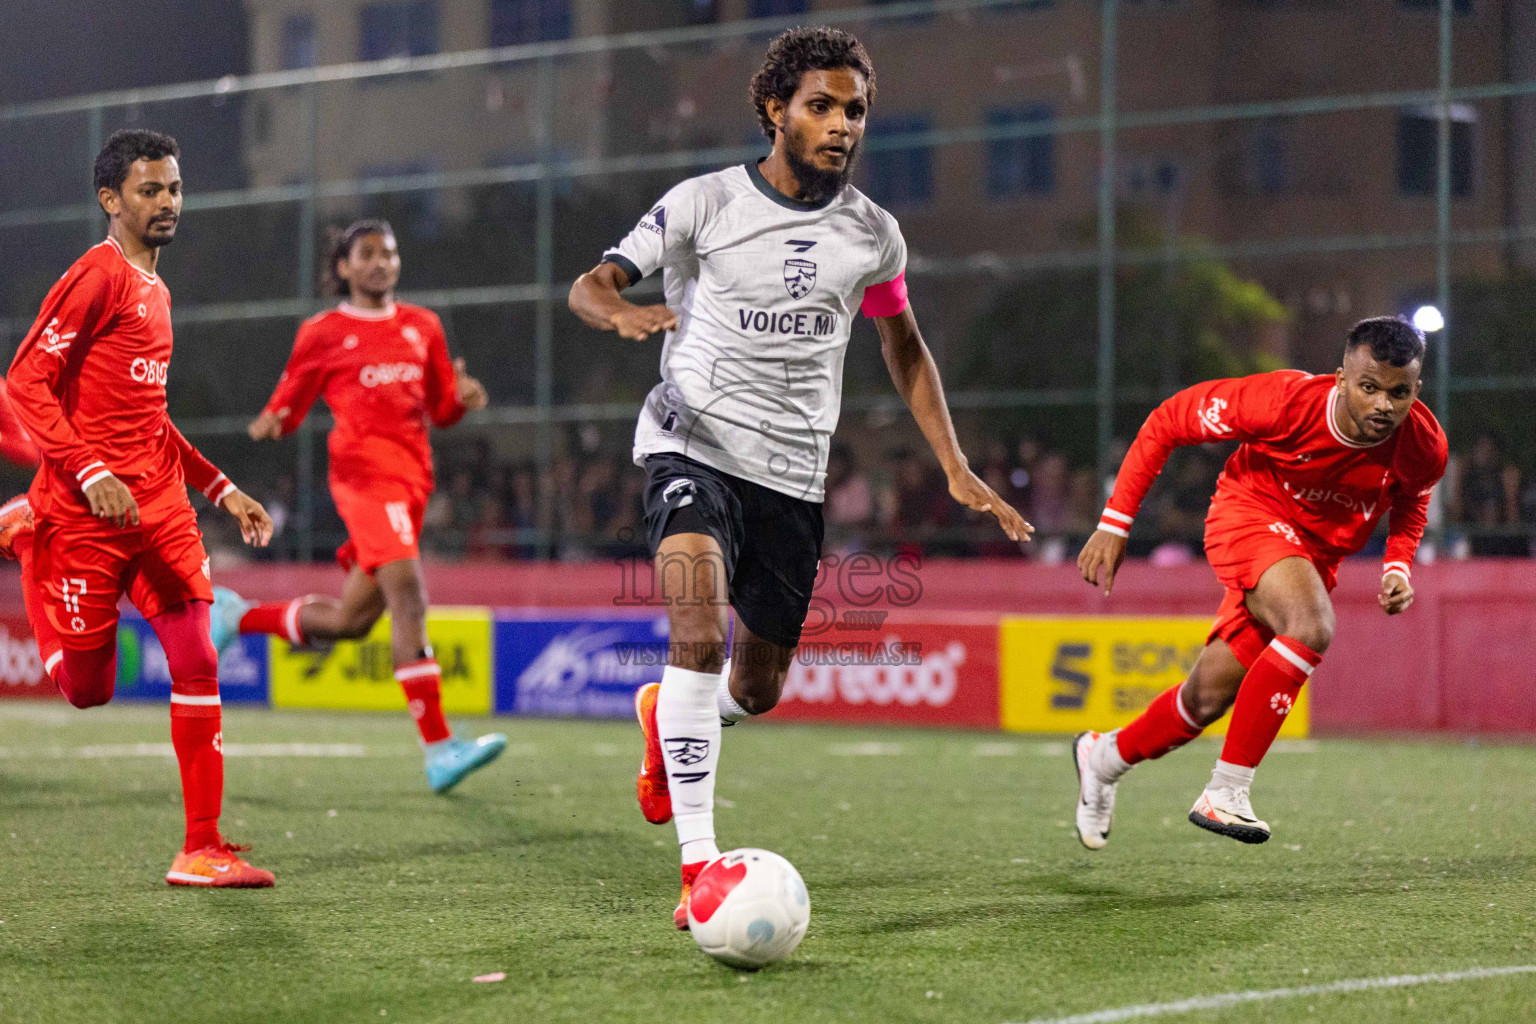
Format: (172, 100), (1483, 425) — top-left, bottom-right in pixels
(223, 220), (507, 794)
(2, 129), (277, 887)
(1071, 317), (1447, 848)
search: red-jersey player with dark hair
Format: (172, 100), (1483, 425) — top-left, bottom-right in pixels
(1, 129), (277, 887)
(218, 219), (507, 794)
(1071, 316), (1447, 848)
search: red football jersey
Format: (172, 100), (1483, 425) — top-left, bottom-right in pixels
(261, 301), (465, 494)
(8, 238), (232, 524)
(1100, 370), (1448, 577)
(0, 380), (40, 469)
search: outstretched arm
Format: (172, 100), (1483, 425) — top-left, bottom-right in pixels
(168, 424), (272, 547)
(249, 328), (326, 442)
(1079, 372), (1294, 595)
(568, 261), (678, 340)
(876, 306), (1031, 544)
(1379, 443), (1449, 616)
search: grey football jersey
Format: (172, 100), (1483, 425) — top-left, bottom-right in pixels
(603, 160), (907, 503)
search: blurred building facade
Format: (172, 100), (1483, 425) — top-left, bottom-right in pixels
(239, 0), (1530, 372)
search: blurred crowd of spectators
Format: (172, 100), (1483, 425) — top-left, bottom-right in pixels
(223, 429), (1536, 564)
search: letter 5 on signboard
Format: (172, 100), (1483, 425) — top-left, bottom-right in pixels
(997, 616), (1308, 738)
(270, 607), (492, 713)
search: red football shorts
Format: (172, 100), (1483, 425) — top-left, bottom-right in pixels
(31, 501), (213, 650)
(331, 478), (426, 574)
(1203, 512), (1339, 669)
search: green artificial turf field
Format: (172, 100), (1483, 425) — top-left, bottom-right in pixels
(1, 701), (1533, 1024)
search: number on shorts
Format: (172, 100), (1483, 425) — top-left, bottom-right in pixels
(386, 501), (414, 546)
(59, 577), (87, 615)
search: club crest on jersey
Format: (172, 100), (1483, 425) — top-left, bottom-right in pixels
(784, 258), (817, 299)
(665, 736), (710, 766)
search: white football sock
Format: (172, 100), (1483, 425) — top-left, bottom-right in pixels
(716, 658), (748, 726)
(1210, 759), (1256, 792)
(1091, 729), (1132, 784)
(657, 664), (722, 865)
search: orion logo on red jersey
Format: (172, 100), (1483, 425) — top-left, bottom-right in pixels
(359, 363), (424, 388)
(131, 358), (168, 385)
(1281, 479), (1378, 521)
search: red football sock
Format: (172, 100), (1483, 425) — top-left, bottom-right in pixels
(151, 602), (225, 852)
(239, 598), (308, 645)
(1219, 635), (1320, 769)
(1116, 682), (1203, 765)
(396, 659), (450, 744)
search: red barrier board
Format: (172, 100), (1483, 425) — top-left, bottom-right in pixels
(0, 613), (53, 699)
(770, 615), (998, 728)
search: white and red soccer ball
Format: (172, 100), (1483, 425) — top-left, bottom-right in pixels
(687, 848), (810, 969)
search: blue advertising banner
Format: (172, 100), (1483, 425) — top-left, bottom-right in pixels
(115, 614), (270, 705)
(493, 612), (669, 717)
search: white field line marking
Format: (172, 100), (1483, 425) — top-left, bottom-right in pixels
(827, 742), (903, 756)
(1008, 965), (1536, 1024)
(0, 743), (386, 759)
(1270, 739), (1319, 753)
(973, 742), (1022, 757)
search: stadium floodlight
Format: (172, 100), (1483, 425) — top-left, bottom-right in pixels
(1412, 305), (1445, 333)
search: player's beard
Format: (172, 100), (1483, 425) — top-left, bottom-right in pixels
(143, 219), (178, 248)
(783, 130), (859, 205)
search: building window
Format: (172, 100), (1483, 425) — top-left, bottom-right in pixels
(361, 161), (444, 237)
(1397, 104), (1474, 197)
(685, 0), (720, 24)
(987, 106), (1056, 197)
(490, 0), (572, 46)
(1399, 0), (1472, 13)
(865, 117), (933, 209)
(359, 1), (438, 61)
(1122, 156), (1184, 197)
(1247, 117), (1287, 195)
(280, 13), (317, 70)
(749, 0), (810, 17)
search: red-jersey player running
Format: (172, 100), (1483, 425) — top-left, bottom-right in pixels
(217, 220), (507, 794)
(1072, 317), (1446, 847)
(1, 129), (277, 886)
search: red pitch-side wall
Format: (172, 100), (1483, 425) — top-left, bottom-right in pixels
(0, 558), (1530, 732)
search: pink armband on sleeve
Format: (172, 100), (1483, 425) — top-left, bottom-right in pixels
(860, 271), (909, 318)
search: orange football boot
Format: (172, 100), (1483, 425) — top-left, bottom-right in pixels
(675, 860), (706, 931)
(0, 496), (34, 561)
(634, 682), (672, 824)
(166, 839), (276, 888)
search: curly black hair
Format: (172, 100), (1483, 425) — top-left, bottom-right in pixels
(1346, 316), (1426, 367)
(93, 129), (180, 193)
(323, 218), (394, 297)
(749, 26), (876, 142)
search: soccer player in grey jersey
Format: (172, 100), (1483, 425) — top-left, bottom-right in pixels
(570, 26), (1032, 930)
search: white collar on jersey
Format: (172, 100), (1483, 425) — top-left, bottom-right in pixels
(336, 301), (397, 320)
(1326, 389), (1389, 449)
(101, 236), (158, 285)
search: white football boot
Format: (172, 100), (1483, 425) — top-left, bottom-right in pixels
(1189, 785), (1271, 844)
(1072, 731), (1117, 850)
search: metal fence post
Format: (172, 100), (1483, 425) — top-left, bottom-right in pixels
(1435, 0), (1453, 440)
(534, 55), (557, 558)
(84, 106), (103, 251)
(296, 81), (319, 561)
(1096, 0), (1119, 497)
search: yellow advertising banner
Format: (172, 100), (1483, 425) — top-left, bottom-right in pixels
(999, 616), (1308, 737)
(270, 607), (492, 714)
